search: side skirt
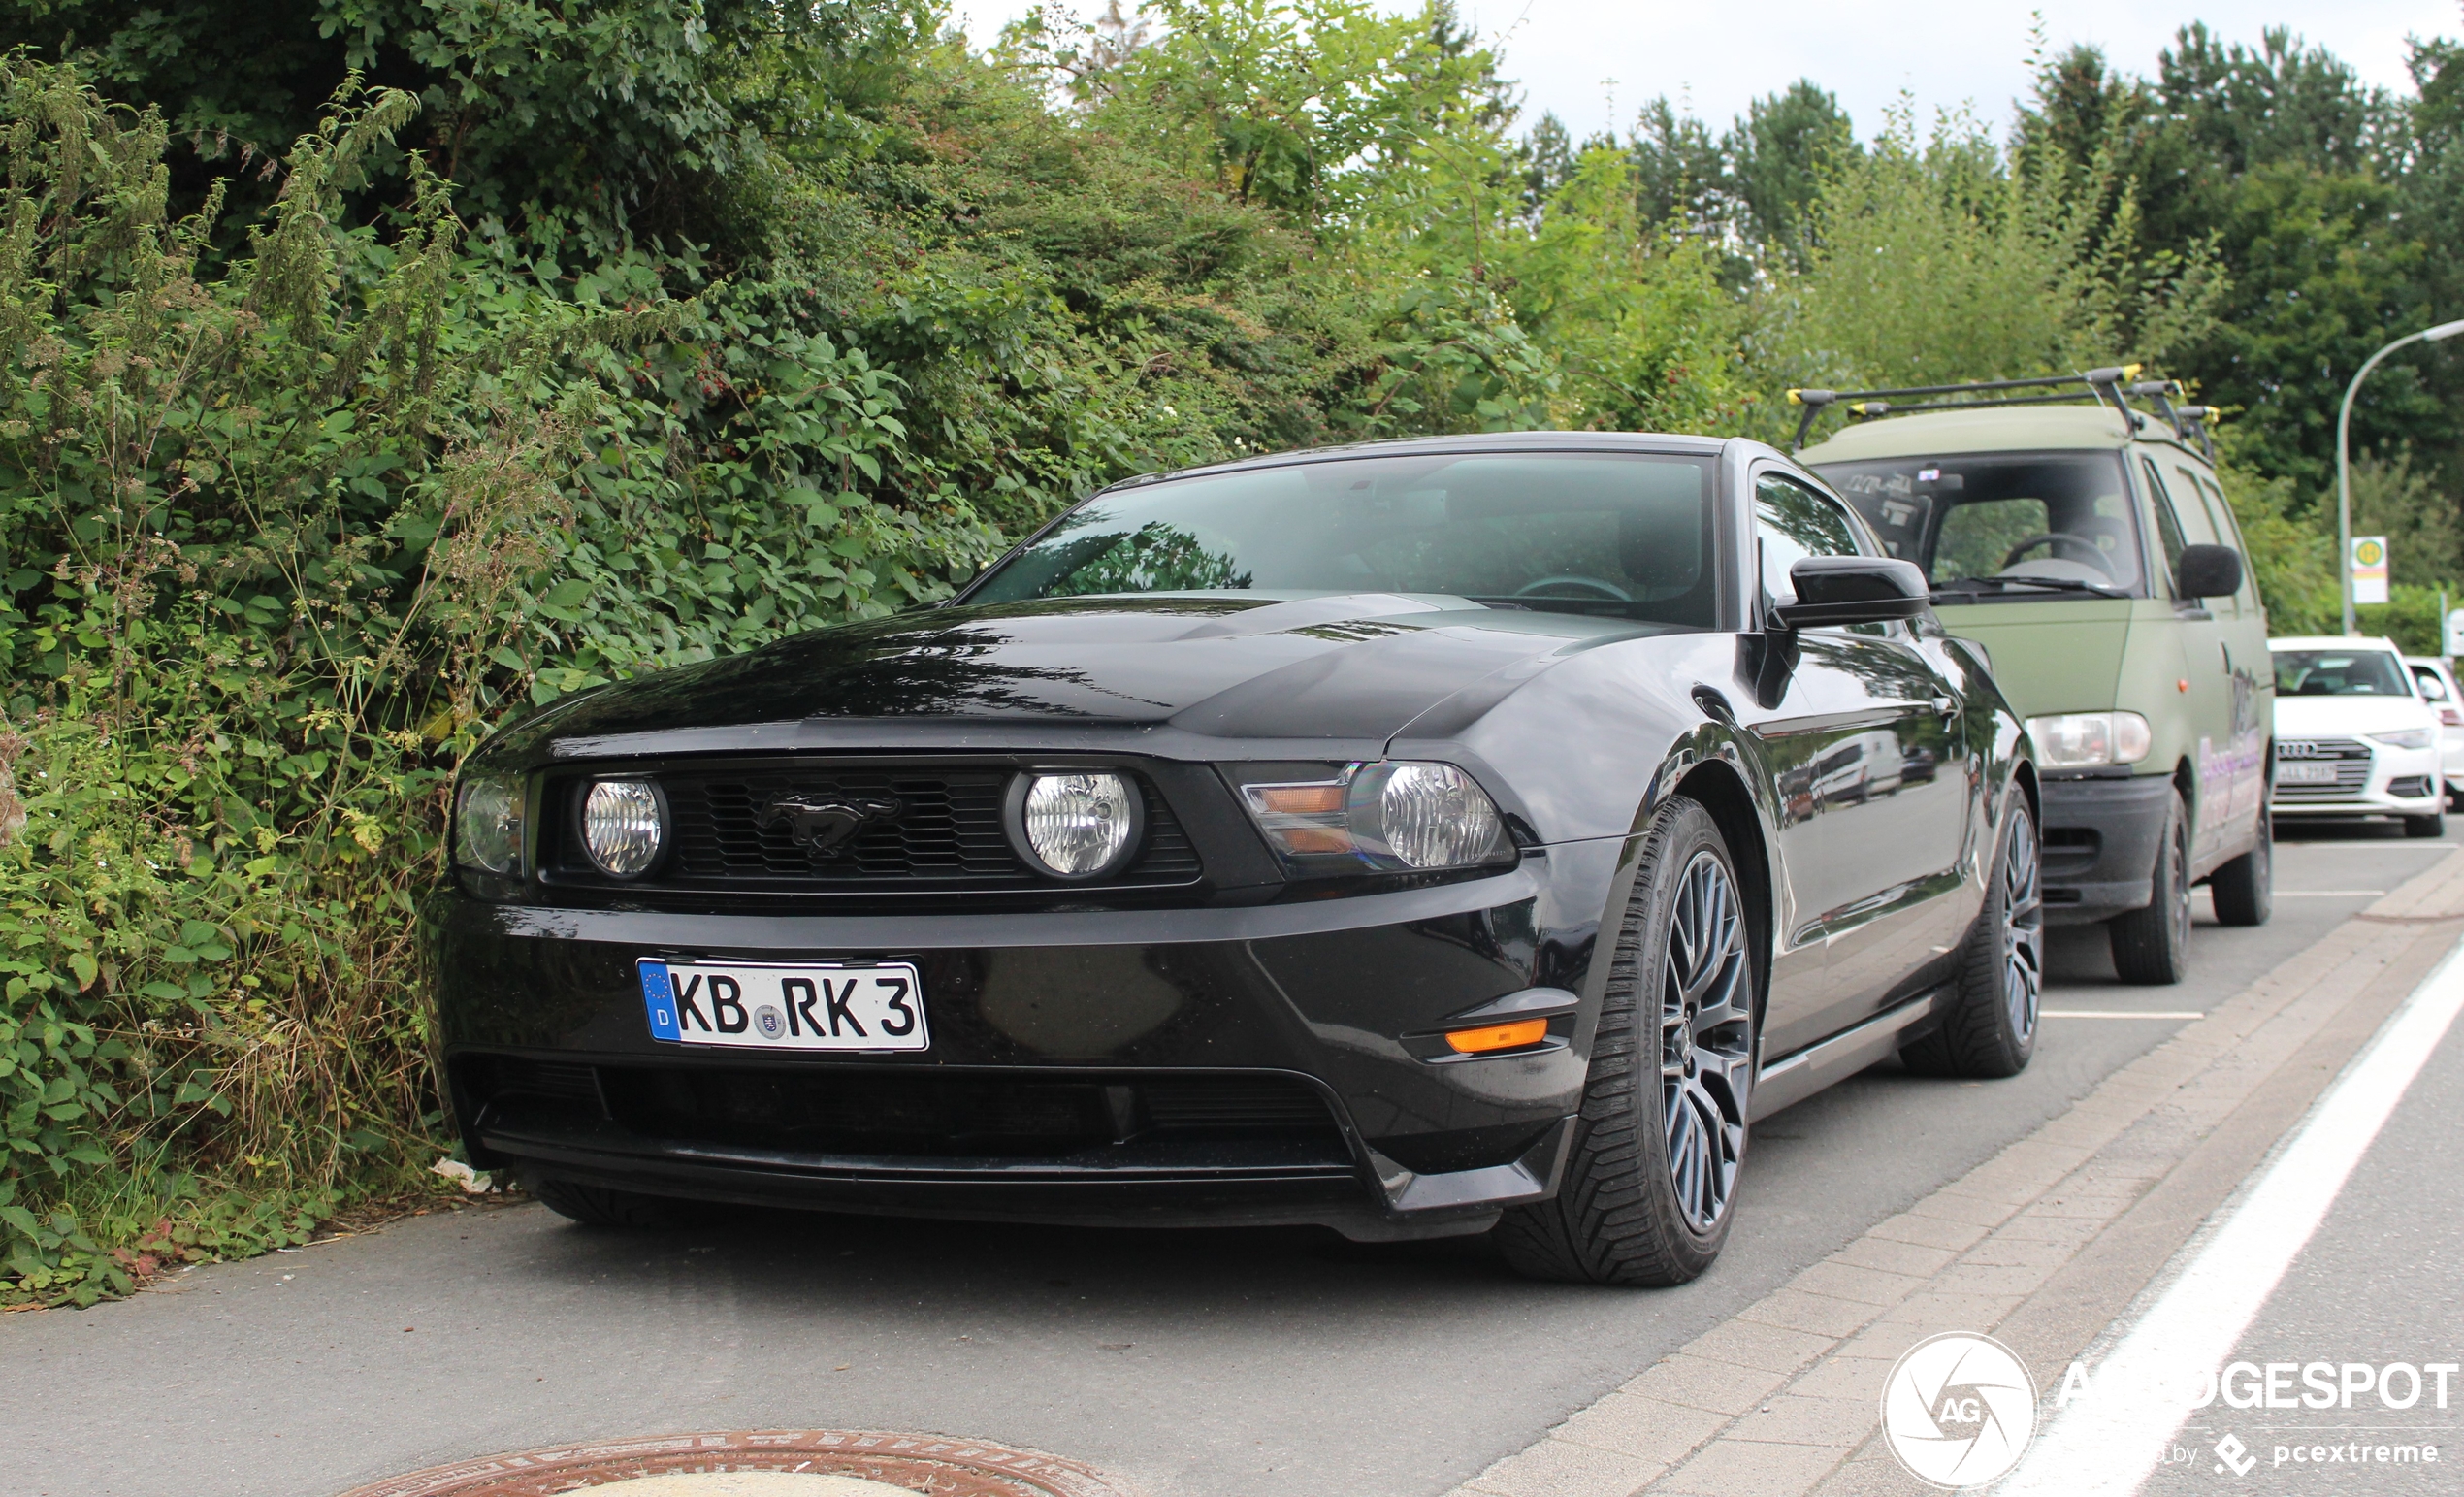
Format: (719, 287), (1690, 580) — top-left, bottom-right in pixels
(1749, 986), (1948, 1122)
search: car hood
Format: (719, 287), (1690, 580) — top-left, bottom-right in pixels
(1931, 599), (2133, 719)
(491, 593), (1645, 761)
(2274, 693), (2436, 738)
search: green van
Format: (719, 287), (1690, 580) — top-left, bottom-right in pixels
(1796, 376), (2272, 984)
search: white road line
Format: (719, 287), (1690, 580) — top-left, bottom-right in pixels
(2041, 1010), (2206, 1020)
(2000, 932), (2464, 1496)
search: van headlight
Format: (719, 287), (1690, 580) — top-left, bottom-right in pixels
(2369, 728), (2434, 751)
(453, 772), (525, 875)
(2026, 712), (2153, 769)
(1232, 761), (1514, 874)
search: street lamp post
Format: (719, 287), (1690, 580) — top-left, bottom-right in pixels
(2340, 318), (2464, 635)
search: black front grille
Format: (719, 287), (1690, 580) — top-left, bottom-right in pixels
(2275, 738), (2373, 804)
(595, 1067), (1345, 1159)
(558, 765), (1201, 891)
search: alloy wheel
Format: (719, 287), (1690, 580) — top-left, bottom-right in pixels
(1661, 850), (1753, 1233)
(2001, 815), (2044, 1042)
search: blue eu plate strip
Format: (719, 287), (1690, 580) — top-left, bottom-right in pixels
(637, 958), (681, 1041)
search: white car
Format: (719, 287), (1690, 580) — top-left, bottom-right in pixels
(2403, 655), (2464, 809)
(2271, 635), (2445, 836)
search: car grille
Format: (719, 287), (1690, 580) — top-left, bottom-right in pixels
(555, 765), (1201, 891)
(2274, 739), (2372, 803)
(467, 1056), (1346, 1161)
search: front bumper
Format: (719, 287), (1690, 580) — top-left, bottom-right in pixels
(425, 845), (1618, 1241)
(2037, 772), (2175, 925)
(2272, 740), (2441, 820)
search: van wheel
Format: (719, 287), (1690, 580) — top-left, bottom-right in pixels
(527, 1173), (684, 1228)
(1902, 798), (2041, 1078)
(2109, 790), (2190, 985)
(1495, 797), (1754, 1286)
(2209, 801), (2273, 927)
(2407, 811), (2447, 838)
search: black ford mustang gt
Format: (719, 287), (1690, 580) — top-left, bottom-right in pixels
(427, 432), (2041, 1285)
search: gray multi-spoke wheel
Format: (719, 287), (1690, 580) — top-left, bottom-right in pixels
(1661, 849), (1753, 1233)
(1497, 797), (1756, 1285)
(1903, 797), (2042, 1079)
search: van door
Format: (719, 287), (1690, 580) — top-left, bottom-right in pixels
(2138, 452), (2241, 875)
(2180, 462), (2271, 844)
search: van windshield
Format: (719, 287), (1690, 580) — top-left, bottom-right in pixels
(1812, 452), (2145, 601)
(964, 451), (1720, 625)
(2274, 650), (2413, 698)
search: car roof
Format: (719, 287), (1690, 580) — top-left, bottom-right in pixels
(1798, 406), (2155, 463)
(1097, 430), (1735, 492)
(2272, 635), (2404, 652)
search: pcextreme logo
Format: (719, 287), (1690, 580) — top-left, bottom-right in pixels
(1881, 1332), (2039, 1487)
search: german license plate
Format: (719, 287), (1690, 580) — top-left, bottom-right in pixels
(2276, 761), (2339, 785)
(637, 958), (927, 1052)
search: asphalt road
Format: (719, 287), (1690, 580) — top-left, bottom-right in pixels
(5, 825), (2453, 1497)
(2149, 890), (2464, 1497)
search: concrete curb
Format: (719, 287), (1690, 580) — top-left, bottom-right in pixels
(1450, 849), (2464, 1497)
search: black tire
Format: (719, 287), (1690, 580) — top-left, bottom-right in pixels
(1495, 797), (1754, 1286)
(2209, 797), (2273, 927)
(527, 1172), (685, 1228)
(2407, 811), (2447, 839)
(2109, 789), (2191, 985)
(1901, 797), (2042, 1079)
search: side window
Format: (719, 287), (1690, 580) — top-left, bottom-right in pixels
(2190, 469), (2261, 617)
(2140, 457), (2193, 599)
(1754, 472), (1864, 606)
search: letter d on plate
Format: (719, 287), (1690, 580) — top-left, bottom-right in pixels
(638, 958), (682, 1041)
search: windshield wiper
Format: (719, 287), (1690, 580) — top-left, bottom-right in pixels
(1930, 574), (2129, 601)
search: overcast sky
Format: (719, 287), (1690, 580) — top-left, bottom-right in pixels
(953, 0), (2463, 144)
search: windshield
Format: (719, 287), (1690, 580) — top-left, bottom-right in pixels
(1812, 451), (2144, 598)
(966, 452), (1720, 625)
(2274, 649), (2414, 698)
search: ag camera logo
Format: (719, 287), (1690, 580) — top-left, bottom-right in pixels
(1882, 1332), (2038, 1487)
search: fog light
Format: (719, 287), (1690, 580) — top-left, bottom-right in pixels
(1444, 1018), (1549, 1054)
(581, 779), (665, 877)
(1011, 770), (1142, 878)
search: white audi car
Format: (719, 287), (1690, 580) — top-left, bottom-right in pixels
(2271, 636), (2445, 837)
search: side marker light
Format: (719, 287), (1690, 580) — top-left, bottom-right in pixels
(1444, 1018), (1549, 1055)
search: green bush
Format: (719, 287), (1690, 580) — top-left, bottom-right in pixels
(0, 60), (1002, 1304)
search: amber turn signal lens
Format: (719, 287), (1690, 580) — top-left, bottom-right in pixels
(1443, 1018), (1549, 1054)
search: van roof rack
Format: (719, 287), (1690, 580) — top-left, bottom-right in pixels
(1784, 365), (2216, 460)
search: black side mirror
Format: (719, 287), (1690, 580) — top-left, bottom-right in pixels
(1773, 556), (1931, 630)
(2177, 543), (2243, 600)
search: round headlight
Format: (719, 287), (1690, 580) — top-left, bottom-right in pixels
(581, 779), (665, 878)
(454, 774), (524, 875)
(1011, 771), (1142, 878)
(1362, 762), (1507, 869)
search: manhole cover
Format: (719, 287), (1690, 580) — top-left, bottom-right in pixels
(335, 1431), (1135, 1497)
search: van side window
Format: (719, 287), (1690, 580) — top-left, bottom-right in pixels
(2189, 470), (2260, 617)
(2141, 457), (2194, 600)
